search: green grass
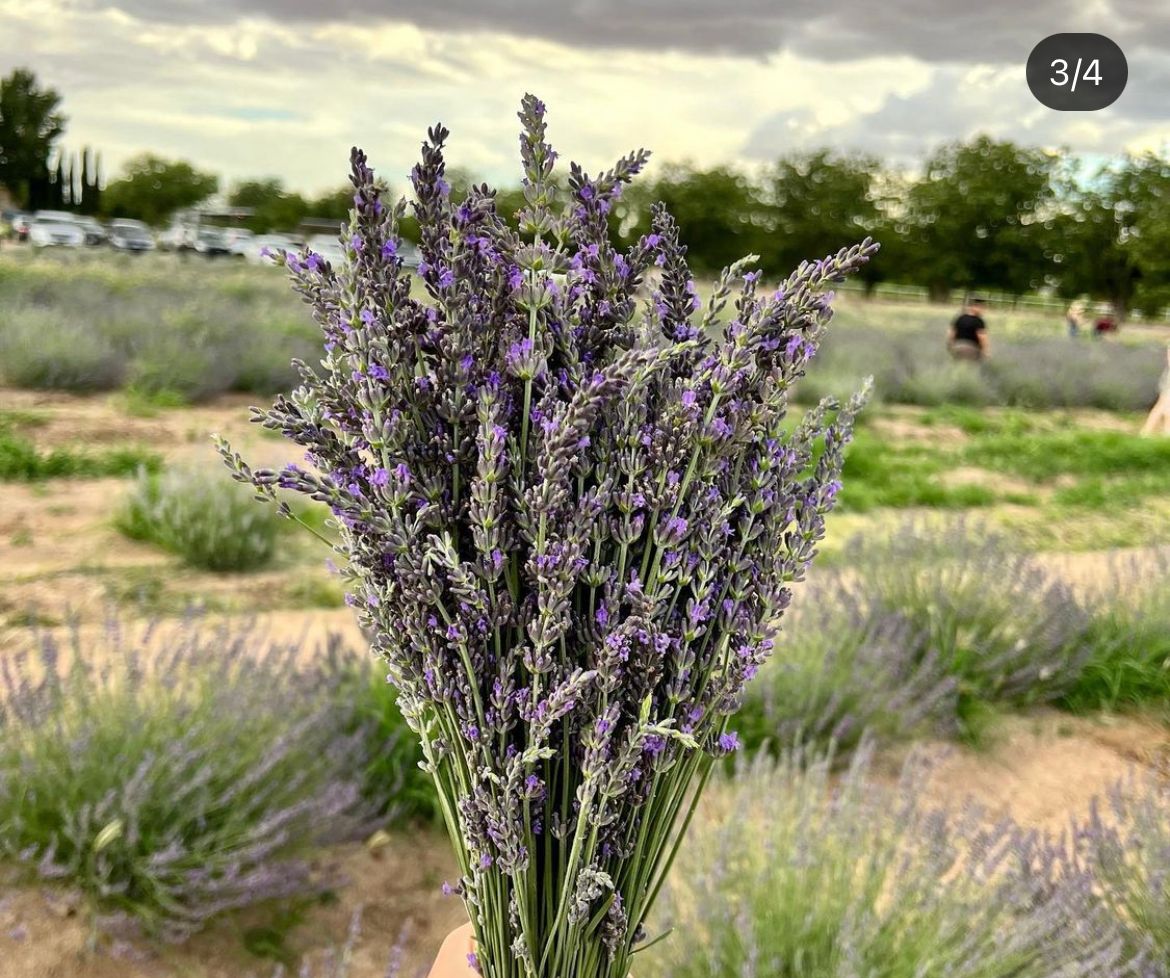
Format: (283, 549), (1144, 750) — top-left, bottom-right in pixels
(0, 427), (160, 481)
(968, 429), (1170, 481)
(838, 429), (999, 512)
(835, 410), (1170, 532)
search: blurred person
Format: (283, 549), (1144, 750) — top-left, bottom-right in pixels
(1093, 303), (1118, 338)
(1141, 344), (1170, 436)
(948, 297), (989, 361)
(1066, 296), (1087, 338)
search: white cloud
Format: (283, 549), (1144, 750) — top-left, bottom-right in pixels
(2, 0), (1166, 196)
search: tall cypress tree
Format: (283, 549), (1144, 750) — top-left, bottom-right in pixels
(79, 147), (90, 214)
(90, 151), (103, 215)
(61, 153), (72, 208)
(52, 154), (65, 208)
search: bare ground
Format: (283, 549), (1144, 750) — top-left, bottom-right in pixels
(3, 389), (1170, 974)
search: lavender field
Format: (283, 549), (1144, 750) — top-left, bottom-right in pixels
(2, 250), (1170, 976)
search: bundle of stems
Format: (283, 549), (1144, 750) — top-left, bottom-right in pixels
(222, 94), (874, 978)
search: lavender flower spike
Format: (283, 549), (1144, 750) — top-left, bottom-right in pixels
(222, 94), (876, 978)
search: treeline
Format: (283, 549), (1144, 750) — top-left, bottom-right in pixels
(606, 143), (1170, 319)
(5, 68), (1170, 315)
(212, 143), (1170, 318)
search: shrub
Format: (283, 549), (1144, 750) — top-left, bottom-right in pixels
(323, 649), (439, 825)
(0, 256), (319, 401)
(805, 325), (1165, 412)
(840, 520), (1093, 719)
(650, 744), (1136, 978)
(736, 587), (958, 755)
(0, 619), (364, 940)
(1077, 772), (1170, 974)
(117, 464), (280, 571)
(0, 309), (126, 392)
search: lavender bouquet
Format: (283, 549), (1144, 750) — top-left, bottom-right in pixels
(221, 95), (873, 978)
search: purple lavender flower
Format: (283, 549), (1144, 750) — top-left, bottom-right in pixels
(221, 93), (875, 978)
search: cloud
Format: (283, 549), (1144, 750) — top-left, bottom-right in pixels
(2, 0), (1167, 198)
(72, 0), (1170, 63)
(743, 52), (1170, 165)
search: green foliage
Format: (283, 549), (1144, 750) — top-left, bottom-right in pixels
(765, 150), (885, 290)
(324, 654), (439, 825)
(899, 136), (1060, 300)
(617, 163), (767, 275)
(1055, 153), (1170, 318)
(102, 153), (218, 225)
(0, 621), (362, 940)
(0, 67), (67, 208)
(0, 426), (159, 481)
(652, 746), (1127, 978)
(1060, 555), (1170, 716)
(229, 177), (311, 233)
(117, 464), (279, 572)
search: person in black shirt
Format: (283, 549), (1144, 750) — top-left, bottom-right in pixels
(948, 298), (988, 361)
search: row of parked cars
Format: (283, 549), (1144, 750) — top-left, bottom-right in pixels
(3, 210), (158, 251)
(0, 211), (422, 269)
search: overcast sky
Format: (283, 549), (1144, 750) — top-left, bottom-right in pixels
(3, 0), (1168, 195)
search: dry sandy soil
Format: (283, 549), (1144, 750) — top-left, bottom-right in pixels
(3, 388), (1170, 975)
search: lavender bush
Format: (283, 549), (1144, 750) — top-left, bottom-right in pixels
(736, 584), (958, 755)
(0, 619), (364, 939)
(839, 520), (1093, 714)
(800, 325), (1165, 411)
(221, 95), (873, 977)
(117, 463), (281, 571)
(650, 743), (1139, 978)
(1076, 771), (1170, 974)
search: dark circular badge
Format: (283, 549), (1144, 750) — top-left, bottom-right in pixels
(1027, 34), (1127, 111)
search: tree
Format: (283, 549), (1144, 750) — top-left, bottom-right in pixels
(308, 185), (357, 223)
(229, 177), (310, 232)
(88, 150), (103, 215)
(1055, 153), (1170, 319)
(617, 163), (768, 276)
(102, 154), (218, 225)
(763, 150), (886, 291)
(0, 68), (66, 208)
(50, 153), (65, 208)
(900, 136), (1059, 301)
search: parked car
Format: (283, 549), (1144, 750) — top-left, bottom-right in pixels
(28, 214), (85, 248)
(193, 227), (232, 257)
(75, 216), (107, 245)
(305, 233), (347, 266)
(223, 228), (254, 256)
(107, 219), (155, 252)
(157, 222), (195, 251)
(29, 210), (106, 246)
(399, 241), (421, 270)
(240, 233), (295, 265)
